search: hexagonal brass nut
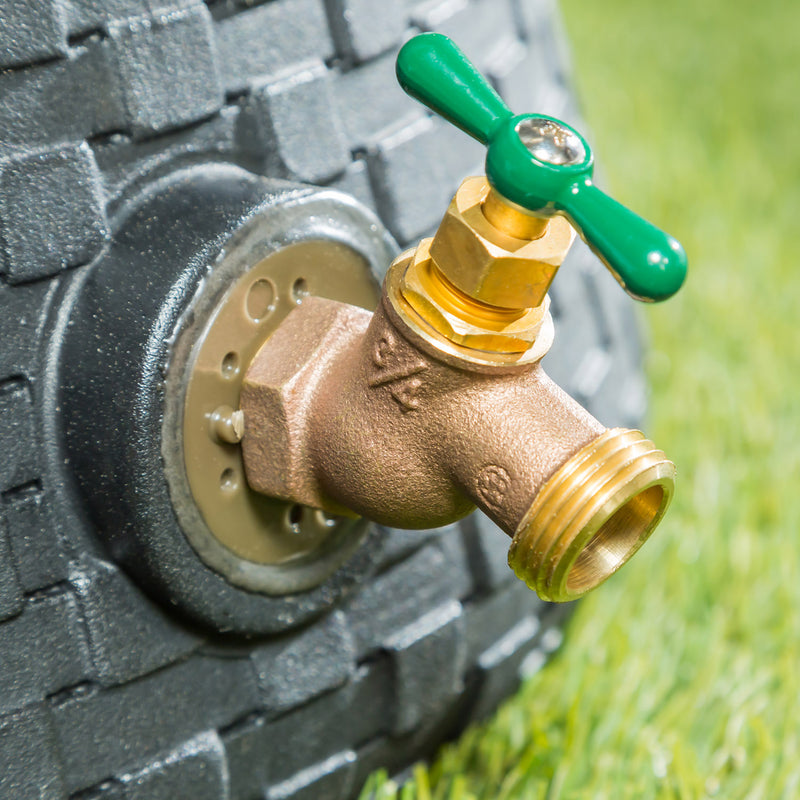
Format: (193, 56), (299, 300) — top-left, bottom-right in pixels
(429, 176), (575, 309)
(400, 240), (548, 354)
(240, 296), (371, 511)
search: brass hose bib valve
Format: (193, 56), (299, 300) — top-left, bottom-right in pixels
(239, 34), (688, 602)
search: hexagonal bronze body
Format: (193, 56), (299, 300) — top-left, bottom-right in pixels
(242, 293), (603, 526)
(241, 297), (372, 517)
(241, 291), (675, 602)
(240, 176), (675, 602)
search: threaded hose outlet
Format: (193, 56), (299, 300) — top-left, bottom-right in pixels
(508, 428), (675, 602)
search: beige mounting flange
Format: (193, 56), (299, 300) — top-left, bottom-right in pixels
(175, 238), (379, 591)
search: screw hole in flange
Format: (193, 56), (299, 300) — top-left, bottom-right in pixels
(221, 351), (240, 379)
(220, 468), (239, 492)
(291, 278), (309, 304)
(246, 278), (276, 322)
(287, 504), (304, 532)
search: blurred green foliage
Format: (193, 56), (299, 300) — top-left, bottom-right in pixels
(362, 0), (800, 796)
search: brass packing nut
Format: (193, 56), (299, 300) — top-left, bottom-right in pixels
(400, 238), (550, 354)
(429, 175), (575, 309)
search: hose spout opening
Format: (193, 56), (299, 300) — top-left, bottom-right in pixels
(508, 428), (675, 602)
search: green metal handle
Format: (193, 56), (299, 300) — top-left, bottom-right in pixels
(396, 32), (687, 302)
(395, 31), (511, 144)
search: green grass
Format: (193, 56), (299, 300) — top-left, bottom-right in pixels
(361, 0), (800, 797)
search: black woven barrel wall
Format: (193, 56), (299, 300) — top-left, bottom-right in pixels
(0, 1), (646, 798)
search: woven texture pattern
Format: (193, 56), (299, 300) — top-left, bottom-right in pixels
(0, 1), (644, 797)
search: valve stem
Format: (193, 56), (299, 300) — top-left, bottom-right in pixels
(481, 187), (549, 240)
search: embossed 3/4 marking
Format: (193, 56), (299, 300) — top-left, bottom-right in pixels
(369, 331), (428, 412)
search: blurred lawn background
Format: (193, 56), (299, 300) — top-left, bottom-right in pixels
(362, 0), (800, 797)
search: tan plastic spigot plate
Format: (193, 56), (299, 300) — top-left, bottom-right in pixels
(176, 239), (379, 592)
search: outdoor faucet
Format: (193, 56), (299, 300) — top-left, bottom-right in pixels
(239, 33), (687, 602)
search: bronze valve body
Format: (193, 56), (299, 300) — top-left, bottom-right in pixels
(240, 178), (675, 602)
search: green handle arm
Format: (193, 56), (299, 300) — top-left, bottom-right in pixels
(395, 32), (512, 144)
(558, 180), (687, 302)
(396, 32), (687, 302)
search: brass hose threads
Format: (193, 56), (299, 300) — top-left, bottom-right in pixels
(508, 429), (675, 602)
